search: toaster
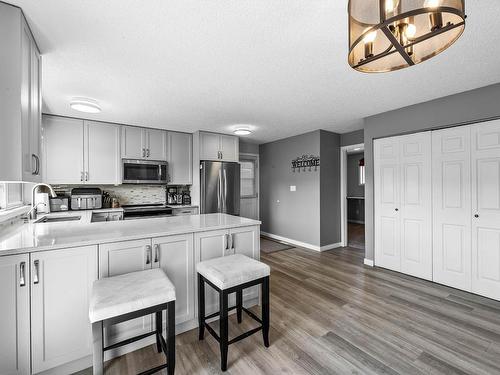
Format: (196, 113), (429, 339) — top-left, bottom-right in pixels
(70, 188), (102, 210)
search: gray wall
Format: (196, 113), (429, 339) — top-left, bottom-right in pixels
(364, 82), (500, 261)
(260, 131), (321, 246)
(340, 129), (364, 147)
(239, 140), (259, 154)
(320, 130), (341, 246)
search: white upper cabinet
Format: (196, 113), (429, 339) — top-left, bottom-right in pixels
(121, 126), (144, 159)
(167, 131), (193, 185)
(0, 254), (30, 375)
(42, 115), (121, 185)
(122, 126), (167, 160)
(42, 116), (85, 184)
(85, 121), (121, 184)
(0, 3), (42, 182)
(199, 132), (239, 162)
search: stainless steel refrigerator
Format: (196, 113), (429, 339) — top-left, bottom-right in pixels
(200, 161), (240, 215)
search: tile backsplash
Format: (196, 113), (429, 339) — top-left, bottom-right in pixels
(52, 185), (168, 205)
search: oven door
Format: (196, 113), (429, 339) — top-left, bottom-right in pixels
(122, 159), (168, 184)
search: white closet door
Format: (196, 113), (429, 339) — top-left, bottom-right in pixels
(432, 126), (472, 290)
(374, 137), (401, 271)
(471, 119), (500, 300)
(399, 132), (432, 280)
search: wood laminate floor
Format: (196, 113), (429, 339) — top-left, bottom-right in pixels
(80, 246), (500, 375)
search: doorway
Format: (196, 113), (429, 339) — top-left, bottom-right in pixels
(239, 153), (259, 220)
(340, 144), (365, 250)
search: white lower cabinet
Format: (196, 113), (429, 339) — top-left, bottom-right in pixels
(31, 246), (98, 374)
(194, 226), (260, 313)
(153, 234), (195, 325)
(0, 254), (30, 375)
(99, 239), (153, 353)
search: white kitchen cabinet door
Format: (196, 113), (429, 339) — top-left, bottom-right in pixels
(199, 132), (221, 161)
(31, 246), (98, 374)
(85, 121), (120, 184)
(220, 134), (239, 162)
(146, 129), (167, 160)
(42, 115), (85, 184)
(29, 42), (42, 182)
(121, 126), (145, 159)
(471, 119), (500, 301)
(194, 229), (229, 314)
(374, 137), (401, 272)
(168, 131), (193, 184)
(153, 234), (194, 325)
(432, 126), (472, 291)
(99, 239), (153, 352)
(231, 225), (260, 301)
(399, 132), (432, 281)
(0, 254), (30, 375)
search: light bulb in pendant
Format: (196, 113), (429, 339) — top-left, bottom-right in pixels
(405, 24), (417, 38)
(363, 31), (377, 43)
(424, 0), (440, 8)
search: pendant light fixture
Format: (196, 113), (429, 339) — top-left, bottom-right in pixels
(348, 0), (466, 73)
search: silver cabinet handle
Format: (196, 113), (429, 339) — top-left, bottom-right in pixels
(224, 234), (229, 250)
(154, 244), (159, 263)
(33, 260), (40, 284)
(81, 171), (84, 182)
(31, 154), (40, 175)
(20, 261), (26, 287)
(147, 149), (150, 158)
(142, 148), (146, 158)
(231, 233), (235, 250)
(146, 245), (152, 265)
(85, 171), (89, 181)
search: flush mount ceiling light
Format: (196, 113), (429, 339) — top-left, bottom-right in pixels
(70, 97), (101, 113)
(348, 0), (466, 73)
(233, 128), (252, 136)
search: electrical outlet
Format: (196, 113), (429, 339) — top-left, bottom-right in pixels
(290, 185), (296, 192)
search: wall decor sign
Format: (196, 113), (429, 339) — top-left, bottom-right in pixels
(291, 155), (320, 172)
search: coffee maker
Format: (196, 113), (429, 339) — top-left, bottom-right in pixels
(167, 187), (177, 205)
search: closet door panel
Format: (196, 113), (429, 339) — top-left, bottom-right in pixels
(432, 126), (471, 290)
(472, 120), (500, 300)
(399, 132), (432, 280)
(374, 137), (401, 271)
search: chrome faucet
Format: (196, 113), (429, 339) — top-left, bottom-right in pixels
(29, 183), (57, 220)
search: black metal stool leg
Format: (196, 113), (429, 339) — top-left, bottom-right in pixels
(167, 301), (176, 375)
(198, 274), (205, 340)
(262, 276), (270, 347)
(236, 289), (243, 323)
(155, 311), (162, 353)
(220, 290), (229, 371)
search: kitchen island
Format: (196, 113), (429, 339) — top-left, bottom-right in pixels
(0, 213), (260, 375)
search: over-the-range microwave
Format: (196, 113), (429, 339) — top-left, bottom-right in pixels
(122, 159), (168, 184)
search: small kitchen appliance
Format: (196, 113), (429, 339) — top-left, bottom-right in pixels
(70, 188), (103, 210)
(122, 204), (173, 220)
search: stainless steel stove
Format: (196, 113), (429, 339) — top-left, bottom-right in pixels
(122, 204), (173, 220)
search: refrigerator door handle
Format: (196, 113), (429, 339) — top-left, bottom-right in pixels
(218, 168), (222, 212)
(223, 168), (228, 213)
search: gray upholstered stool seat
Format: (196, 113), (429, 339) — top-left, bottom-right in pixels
(197, 254), (270, 372)
(89, 268), (176, 323)
(89, 269), (176, 375)
(196, 254), (270, 290)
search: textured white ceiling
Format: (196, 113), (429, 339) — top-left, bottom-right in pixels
(10, 0), (500, 143)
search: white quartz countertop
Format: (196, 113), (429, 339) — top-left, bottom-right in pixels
(0, 213), (260, 256)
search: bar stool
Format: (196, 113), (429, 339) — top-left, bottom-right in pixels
(89, 268), (176, 375)
(197, 254), (271, 371)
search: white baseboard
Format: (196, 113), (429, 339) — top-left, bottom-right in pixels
(364, 258), (374, 267)
(261, 232), (341, 252)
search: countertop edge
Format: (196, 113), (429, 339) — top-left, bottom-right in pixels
(0, 218), (261, 257)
